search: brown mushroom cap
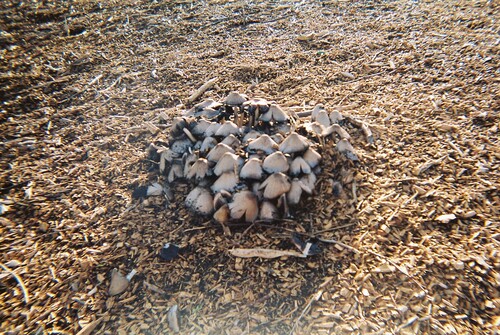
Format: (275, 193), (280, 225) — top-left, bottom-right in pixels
(290, 156), (312, 176)
(214, 152), (242, 176)
(224, 91), (248, 105)
(279, 132), (310, 154)
(213, 190), (232, 210)
(259, 172), (291, 199)
(211, 171), (239, 193)
(259, 201), (280, 221)
(229, 190), (259, 222)
(247, 134), (278, 154)
(240, 158), (264, 180)
(185, 187), (214, 215)
(303, 147), (321, 168)
(213, 204), (230, 223)
(207, 143), (235, 162)
(262, 151), (289, 174)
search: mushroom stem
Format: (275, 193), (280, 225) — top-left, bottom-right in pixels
(183, 128), (197, 143)
(254, 107), (260, 127)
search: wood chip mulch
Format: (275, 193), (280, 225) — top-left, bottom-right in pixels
(0, 1), (498, 334)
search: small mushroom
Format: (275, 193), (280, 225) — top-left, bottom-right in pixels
(215, 121), (240, 137)
(243, 130), (261, 143)
(185, 158), (211, 181)
(213, 190), (232, 210)
(204, 122), (222, 137)
(336, 139), (358, 161)
(211, 171), (239, 193)
(108, 268), (130, 296)
(329, 110), (344, 124)
(303, 147), (321, 168)
(170, 138), (193, 154)
(259, 200), (280, 221)
(290, 156), (312, 176)
(221, 134), (241, 148)
(207, 143), (235, 162)
(311, 104), (325, 120)
(240, 158), (264, 180)
(271, 133), (285, 144)
(260, 172), (291, 199)
(224, 91), (248, 106)
(262, 151), (289, 174)
(287, 178), (312, 205)
(247, 134), (278, 154)
(185, 186), (214, 215)
(260, 104), (288, 122)
(304, 121), (325, 136)
(200, 136), (218, 154)
(229, 190), (259, 222)
(316, 110), (330, 127)
(183, 152), (198, 177)
(279, 132), (310, 154)
(323, 124), (351, 140)
(168, 163), (183, 183)
(191, 119), (212, 135)
(213, 204), (230, 223)
(300, 172), (317, 192)
(213, 152), (242, 176)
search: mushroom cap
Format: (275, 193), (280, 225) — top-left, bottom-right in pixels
(229, 190), (259, 222)
(170, 138), (193, 154)
(303, 147), (321, 168)
(201, 107), (222, 119)
(240, 158), (264, 180)
(336, 139), (358, 161)
(243, 130), (261, 143)
(247, 134), (278, 154)
(186, 158), (210, 181)
(185, 187), (214, 215)
(290, 156), (312, 176)
(287, 178), (311, 205)
(311, 104), (325, 120)
(109, 268), (129, 296)
(260, 103), (288, 122)
(213, 190), (232, 210)
(195, 98), (222, 111)
(183, 152), (199, 177)
(300, 172), (317, 192)
(204, 122), (222, 137)
(323, 124), (351, 140)
(329, 110), (344, 124)
(259, 172), (291, 199)
(200, 136), (218, 154)
(316, 110), (331, 127)
(224, 91), (248, 105)
(215, 121), (240, 137)
(207, 143), (235, 162)
(191, 119), (212, 135)
(259, 201), (280, 221)
(279, 132), (310, 154)
(213, 204), (230, 223)
(211, 171), (239, 193)
(271, 133), (285, 144)
(262, 151), (289, 174)
(167, 163), (183, 183)
(221, 134), (241, 148)
(304, 121), (325, 136)
(213, 152), (242, 176)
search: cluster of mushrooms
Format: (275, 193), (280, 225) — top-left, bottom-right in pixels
(148, 92), (360, 223)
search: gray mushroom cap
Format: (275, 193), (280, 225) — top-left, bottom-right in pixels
(215, 121), (240, 137)
(287, 178), (312, 206)
(336, 139), (358, 161)
(259, 201), (280, 221)
(262, 151), (289, 174)
(228, 190), (259, 222)
(191, 119), (212, 135)
(279, 132), (310, 154)
(221, 134), (241, 148)
(213, 152), (243, 176)
(260, 104), (289, 122)
(290, 156), (312, 176)
(300, 172), (317, 192)
(211, 171), (239, 193)
(168, 163), (183, 183)
(185, 158), (211, 181)
(316, 110), (331, 127)
(303, 147), (321, 168)
(207, 143), (235, 162)
(200, 136), (218, 154)
(224, 91), (248, 106)
(240, 158), (264, 180)
(329, 110), (344, 124)
(204, 122), (222, 137)
(323, 124), (351, 140)
(243, 130), (261, 143)
(311, 104), (325, 120)
(170, 138), (193, 154)
(247, 134), (278, 154)
(185, 187), (214, 215)
(259, 172), (291, 199)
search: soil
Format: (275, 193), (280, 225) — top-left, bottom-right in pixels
(0, 1), (499, 334)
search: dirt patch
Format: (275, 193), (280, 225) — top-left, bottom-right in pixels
(1, 0), (499, 334)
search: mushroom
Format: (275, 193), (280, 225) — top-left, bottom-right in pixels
(336, 139), (358, 161)
(243, 130), (261, 143)
(243, 98), (270, 126)
(213, 190), (232, 210)
(200, 136), (218, 154)
(207, 143), (235, 162)
(287, 178), (312, 205)
(170, 138), (193, 154)
(262, 151), (289, 174)
(311, 104), (325, 120)
(240, 158), (264, 180)
(329, 110), (344, 124)
(323, 124), (351, 140)
(204, 122), (222, 137)
(191, 119), (212, 136)
(247, 134), (278, 154)
(185, 158), (211, 181)
(221, 134), (241, 148)
(303, 147), (321, 168)
(109, 268), (130, 296)
(224, 91), (248, 106)
(300, 172), (317, 192)
(159, 148), (179, 174)
(185, 187), (214, 215)
(170, 117), (189, 139)
(215, 121), (240, 137)
(228, 190), (259, 222)
(304, 121), (325, 136)
(316, 110), (331, 127)
(259, 201), (280, 221)
(279, 132), (310, 154)
(183, 152), (199, 177)
(260, 103), (289, 122)
(271, 133), (285, 144)
(259, 172), (291, 199)
(213, 204), (230, 223)
(211, 171), (239, 193)
(213, 152), (242, 176)
(290, 156), (312, 176)
(167, 163), (183, 183)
